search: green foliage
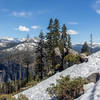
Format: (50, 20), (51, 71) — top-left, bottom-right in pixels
(25, 80), (38, 88)
(0, 81), (17, 94)
(61, 24), (68, 48)
(58, 40), (63, 54)
(17, 94), (28, 100)
(53, 18), (60, 47)
(46, 18), (61, 71)
(68, 34), (72, 49)
(0, 94), (29, 100)
(47, 75), (88, 100)
(0, 79), (37, 94)
(65, 54), (80, 64)
(81, 42), (89, 53)
(28, 74), (33, 82)
(35, 30), (45, 80)
(0, 95), (15, 100)
(55, 64), (61, 71)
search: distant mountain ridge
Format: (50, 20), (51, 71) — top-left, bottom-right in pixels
(72, 43), (100, 53)
(0, 37), (38, 51)
(0, 37), (100, 53)
(0, 37), (26, 43)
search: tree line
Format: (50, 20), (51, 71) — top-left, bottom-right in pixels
(35, 18), (72, 80)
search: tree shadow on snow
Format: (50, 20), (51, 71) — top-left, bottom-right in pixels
(49, 97), (57, 100)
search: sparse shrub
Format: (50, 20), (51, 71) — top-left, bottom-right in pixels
(55, 64), (61, 71)
(17, 94), (28, 100)
(65, 54), (81, 67)
(25, 80), (38, 88)
(0, 95), (16, 100)
(0, 94), (29, 100)
(47, 75), (88, 100)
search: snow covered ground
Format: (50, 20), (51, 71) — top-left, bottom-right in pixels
(76, 80), (100, 100)
(15, 51), (100, 100)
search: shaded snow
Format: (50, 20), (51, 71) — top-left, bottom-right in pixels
(15, 51), (100, 100)
(76, 80), (100, 100)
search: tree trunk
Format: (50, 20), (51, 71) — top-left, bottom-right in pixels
(26, 64), (29, 83)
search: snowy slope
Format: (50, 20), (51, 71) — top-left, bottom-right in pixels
(5, 42), (36, 51)
(15, 51), (100, 100)
(3, 38), (39, 52)
(76, 80), (100, 100)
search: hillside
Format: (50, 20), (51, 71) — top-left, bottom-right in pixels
(1, 37), (100, 83)
(0, 37), (100, 53)
(15, 51), (100, 100)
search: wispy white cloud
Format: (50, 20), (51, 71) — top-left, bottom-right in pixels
(96, 0), (100, 4)
(93, 0), (100, 15)
(16, 25), (39, 32)
(31, 25), (39, 29)
(67, 30), (78, 35)
(18, 25), (30, 32)
(96, 9), (100, 14)
(11, 10), (48, 17)
(11, 11), (32, 17)
(0, 8), (9, 12)
(0, 8), (48, 18)
(68, 22), (79, 25)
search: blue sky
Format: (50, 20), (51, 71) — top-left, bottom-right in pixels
(0, 0), (100, 43)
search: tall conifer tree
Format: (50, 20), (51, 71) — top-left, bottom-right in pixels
(61, 24), (67, 70)
(68, 34), (72, 49)
(53, 18), (60, 47)
(81, 42), (89, 53)
(35, 30), (45, 79)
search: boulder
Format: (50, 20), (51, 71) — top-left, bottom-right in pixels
(55, 47), (61, 57)
(87, 73), (100, 83)
(80, 53), (88, 62)
(68, 48), (79, 56)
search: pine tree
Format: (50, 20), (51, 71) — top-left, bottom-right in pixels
(53, 18), (60, 47)
(46, 18), (55, 73)
(61, 24), (68, 48)
(46, 18), (54, 57)
(35, 30), (45, 79)
(46, 18), (60, 72)
(68, 34), (72, 49)
(81, 42), (89, 53)
(48, 18), (53, 31)
(60, 24), (67, 70)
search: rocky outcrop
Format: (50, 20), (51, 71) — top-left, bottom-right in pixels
(87, 73), (100, 83)
(68, 48), (79, 56)
(55, 47), (61, 57)
(80, 53), (88, 63)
